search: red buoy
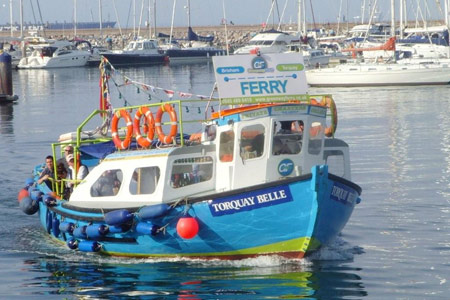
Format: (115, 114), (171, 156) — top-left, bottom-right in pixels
(17, 188), (29, 202)
(176, 216), (199, 239)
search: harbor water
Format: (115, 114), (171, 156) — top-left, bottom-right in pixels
(0, 63), (449, 299)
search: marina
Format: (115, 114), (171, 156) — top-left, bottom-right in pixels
(1, 63), (449, 298)
(1, 0), (450, 298)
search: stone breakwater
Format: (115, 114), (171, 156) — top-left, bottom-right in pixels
(77, 24), (269, 51)
(0, 24), (298, 51)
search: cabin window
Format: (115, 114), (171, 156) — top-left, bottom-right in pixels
(324, 150), (345, 177)
(219, 130), (235, 162)
(272, 120), (303, 155)
(90, 169), (123, 197)
(130, 167), (160, 195)
(308, 122), (324, 155)
(170, 157), (213, 188)
(240, 124), (265, 160)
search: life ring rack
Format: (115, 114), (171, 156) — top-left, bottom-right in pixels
(111, 109), (133, 150)
(319, 96), (338, 137)
(155, 103), (178, 144)
(133, 106), (155, 148)
(309, 96), (338, 137)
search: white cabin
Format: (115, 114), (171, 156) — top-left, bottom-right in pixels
(68, 103), (351, 209)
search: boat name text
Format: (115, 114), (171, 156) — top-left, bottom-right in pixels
(330, 182), (357, 205)
(209, 185), (293, 216)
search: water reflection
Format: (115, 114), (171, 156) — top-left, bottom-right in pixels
(0, 103), (14, 135)
(18, 254), (367, 299)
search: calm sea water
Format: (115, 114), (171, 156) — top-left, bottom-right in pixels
(1, 63), (449, 299)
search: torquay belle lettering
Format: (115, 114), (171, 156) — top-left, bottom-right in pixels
(208, 185), (294, 217)
(211, 197), (255, 212)
(256, 190), (287, 203)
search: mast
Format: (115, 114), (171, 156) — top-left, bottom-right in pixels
(148, 0), (151, 38)
(9, 0), (13, 37)
(169, 0), (177, 45)
(74, 0), (77, 37)
(399, 0), (404, 38)
(133, 0), (136, 39)
(19, 0), (23, 38)
(99, 0), (103, 39)
(390, 0), (395, 37)
(186, 0), (191, 28)
(153, 0), (156, 38)
(297, 0), (301, 34)
(222, 0), (229, 55)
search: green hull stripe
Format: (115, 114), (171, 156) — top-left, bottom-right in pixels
(104, 236), (313, 258)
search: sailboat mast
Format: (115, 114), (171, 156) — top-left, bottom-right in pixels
(297, 0), (301, 34)
(186, 0), (191, 28)
(19, 0), (23, 37)
(99, 0), (103, 39)
(390, 0), (395, 37)
(74, 0), (77, 37)
(9, 0), (13, 37)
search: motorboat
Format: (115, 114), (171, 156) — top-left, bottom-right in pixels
(163, 28), (226, 63)
(286, 43), (330, 68)
(17, 40), (91, 69)
(306, 60), (450, 87)
(101, 38), (167, 66)
(18, 53), (362, 259)
(161, 28), (226, 63)
(233, 29), (297, 54)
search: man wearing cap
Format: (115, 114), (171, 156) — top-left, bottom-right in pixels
(66, 154), (89, 190)
(57, 145), (74, 169)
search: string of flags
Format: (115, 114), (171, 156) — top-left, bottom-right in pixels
(100, 57), (219, 113)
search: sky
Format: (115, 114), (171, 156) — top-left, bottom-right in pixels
(0, 0), (446, 29)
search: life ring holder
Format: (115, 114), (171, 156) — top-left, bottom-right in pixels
(111, 109), (133, 150)
(155, 103), (178, 144)
(133, 106), (155, 148)
(320, 96), (338, 137)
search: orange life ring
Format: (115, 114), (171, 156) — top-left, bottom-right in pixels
(155, 104), (178, 144)
(111, 109), (133, 149)
(133, 106), (155, 148)
(320, 96), (338, 137)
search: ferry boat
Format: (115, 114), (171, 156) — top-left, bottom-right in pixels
(18, 53), (362, 259)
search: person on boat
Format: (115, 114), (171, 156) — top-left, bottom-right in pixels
(291, 120), (304, 133)
(66, 154), (89, 190)
(56, 163), (71, 199)
(91, 170), (121, 197)
(37, 155), (55, 191)
(57, 145), (73, 170)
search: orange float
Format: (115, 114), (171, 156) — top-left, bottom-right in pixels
(111, 109), (133, 150)
(133, 106), (155, 148)
(155, 104), (178, 144)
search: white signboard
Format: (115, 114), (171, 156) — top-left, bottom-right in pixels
(213, 53), (308, 105)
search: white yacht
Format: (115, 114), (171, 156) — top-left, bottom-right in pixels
(233, 29), (297, 54)
(17, 40), (91, 69)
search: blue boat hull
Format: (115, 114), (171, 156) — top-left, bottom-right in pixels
(34, 165), (361, 259)
(165, 49), (226, 60)
(101, 53), (167, 66)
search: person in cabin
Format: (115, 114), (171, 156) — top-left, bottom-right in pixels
(291, 120), (304, 134)
(66, 154), (89, 190)
(91, 170), (121, 196)
(37, 155), (55, 190)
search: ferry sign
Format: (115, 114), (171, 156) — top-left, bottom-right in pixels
(213, 53), (308, 105)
